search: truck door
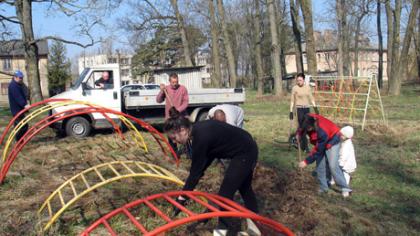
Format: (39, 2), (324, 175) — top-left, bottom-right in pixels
(82, 70), (121, 114)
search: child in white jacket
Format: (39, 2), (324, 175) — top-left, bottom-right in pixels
(339, 126), (357, 185)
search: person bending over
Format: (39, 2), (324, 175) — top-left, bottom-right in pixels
(164, 111), (259, 235)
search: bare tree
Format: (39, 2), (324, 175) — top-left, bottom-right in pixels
(267, 0), (283, 96)
(1, 0), (110, 102)
(414, 8), (420, 81)
(300, 0), (317, 75)
(170, 0), (193, 66)
(336, 0), (345, 77)
(217, 0), (238, 87)
(208, 0), (222, 87)
(290, 0), (304, 74)
(377, 0), (384, 88)
(384, 0), (393, 80)
(394, 0), (418, 90)
(353, 0), (374, 77)
(253, 0), (264, 96)
(386, 0), (418, 95)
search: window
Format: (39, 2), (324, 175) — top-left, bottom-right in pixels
(2, 59), (12, 71)
(1, 83), (9, 95)
(85, 70), (114, 89)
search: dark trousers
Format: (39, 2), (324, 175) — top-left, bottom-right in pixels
(297, 107), (310, 151)
(217, 148), (258, 231)
(14, 114), (28, 142)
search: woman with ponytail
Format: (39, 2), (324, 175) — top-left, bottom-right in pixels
(164, 111), (259, 234)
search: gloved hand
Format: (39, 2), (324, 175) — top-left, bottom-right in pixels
(173, 196), (187, 217)
(289, 112), (293, 120)
(314, 106), (319, 115)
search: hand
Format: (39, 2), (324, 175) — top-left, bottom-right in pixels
(160, 84), (166, 91)
(99, 83), (105, 88)
(24, 104), (30, 109)
(298, 161), (307, 168)
(314, 106), (319, 115)
(289, 112), (293, 120)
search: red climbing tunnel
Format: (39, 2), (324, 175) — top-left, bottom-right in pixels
(81, 191), (294, 236)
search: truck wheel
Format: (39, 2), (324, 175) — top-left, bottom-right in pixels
(65, 117), (91, 138)
(197, 111), (209, 122)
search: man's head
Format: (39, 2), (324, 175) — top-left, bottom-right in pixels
(296, 73), (305, 87)
(13, 70), (24, 84)
(102, 71), (110, 81)
(213, 109), (226, 123)
(169, 73), (179, 89)
(302, 114), (316, 133)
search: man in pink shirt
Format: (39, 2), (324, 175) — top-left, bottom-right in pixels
(156, 73), (189, 119)
(156, 73), (189, 158)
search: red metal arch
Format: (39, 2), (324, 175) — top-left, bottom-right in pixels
(81, 191), (294, 236)
(0, 106), (178, 184)
(0, 98), (123, 147)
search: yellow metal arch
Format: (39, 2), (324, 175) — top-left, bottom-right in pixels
(2, 101), (147, 162)
(38, 161), (184, 232)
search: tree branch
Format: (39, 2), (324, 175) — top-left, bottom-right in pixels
(0, 14), (21, 25)
(31, 36), (100, 48)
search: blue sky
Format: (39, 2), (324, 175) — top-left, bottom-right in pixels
(3, 0), (380, 60)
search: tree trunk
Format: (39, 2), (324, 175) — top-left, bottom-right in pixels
(354, 19), (362, 76)
(385, 0), (393, 82)
(170, 0), (193, 66)
(267, 0), (283, 96)
(336, 0), (345, 77)
(415, 9), (420, 81)
(300, 0), (317, 75)
(208, 0), (222, 87)
(253, 0), (264, 96)
(217, 0), (238, 87)
(377, 0), (383, 88)
(393, 0), (418, 94)
(353, 5), (369, 77)
(15, 0), (43, 103)
(290, 0), (304, 74)
(388, 0), (402, 95)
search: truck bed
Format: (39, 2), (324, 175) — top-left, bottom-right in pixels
(124, 88), (245, 110)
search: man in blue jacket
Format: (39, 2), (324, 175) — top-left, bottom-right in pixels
(8, 70), (29, 141)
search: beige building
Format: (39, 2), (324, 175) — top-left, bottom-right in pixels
(285, 48), (388, 79)
(0, 40), (49, 105)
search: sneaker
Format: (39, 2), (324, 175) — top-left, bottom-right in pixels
(213, 229), (227, 236)
(342, 191), (350, 198)
(246, 219), (261, 236)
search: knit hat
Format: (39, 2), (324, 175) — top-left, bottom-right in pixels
(340, 126), (354, 139)
(14, 70), (24, 78)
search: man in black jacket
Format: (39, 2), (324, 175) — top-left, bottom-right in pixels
(8, 70), (29, 141)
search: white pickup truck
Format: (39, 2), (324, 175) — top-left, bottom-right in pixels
(51, 64), (245, 137)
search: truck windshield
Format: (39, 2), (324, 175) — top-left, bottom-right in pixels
(71, 68), (90, 89)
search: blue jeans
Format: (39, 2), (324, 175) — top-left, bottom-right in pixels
(316, 143), (351, 193)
